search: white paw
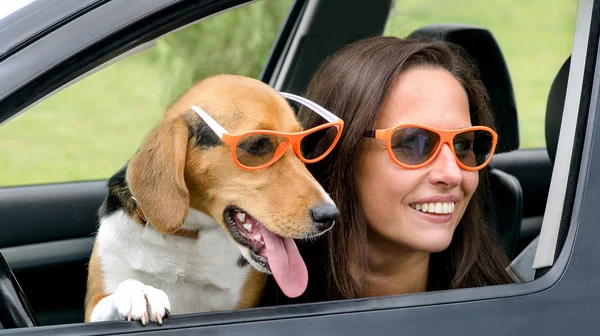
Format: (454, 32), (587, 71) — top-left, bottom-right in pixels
(113, 279), (171, 325)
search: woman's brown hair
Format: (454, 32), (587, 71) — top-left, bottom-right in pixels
(297, 36), (517, 300)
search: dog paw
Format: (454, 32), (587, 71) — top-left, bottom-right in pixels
(113, 279), (171, 325)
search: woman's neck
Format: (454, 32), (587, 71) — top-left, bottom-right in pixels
(363, 236), (430, 297)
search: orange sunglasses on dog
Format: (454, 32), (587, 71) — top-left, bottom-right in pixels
(191, 92), (344, 170)
(363, 124), (498, 171)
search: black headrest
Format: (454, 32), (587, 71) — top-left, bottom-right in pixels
(545, 56), (571, 165)
(408, 24), (519, 153)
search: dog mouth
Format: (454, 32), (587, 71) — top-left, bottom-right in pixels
(223, 205), (308, 299)
(224, 206), (269, 270)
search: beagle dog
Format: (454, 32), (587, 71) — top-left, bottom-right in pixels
(84, 74), (343, 324)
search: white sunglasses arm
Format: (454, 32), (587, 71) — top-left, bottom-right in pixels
(191, 93), (337, 138)
(279, 92), (340, 123)
(190, 105), (227, 139)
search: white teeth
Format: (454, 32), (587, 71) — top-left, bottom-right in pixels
(253, 234), (262, 241)
(236, 212), (246, 222)
(243, 223), (252, 232)
(410, 202), (455, 214)
(428, 203), (435, 213)
(442, 203), (449, 214)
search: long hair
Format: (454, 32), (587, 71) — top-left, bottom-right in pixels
(297, 36), (516, 300)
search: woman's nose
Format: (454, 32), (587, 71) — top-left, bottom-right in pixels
(427, 144), (462, 188)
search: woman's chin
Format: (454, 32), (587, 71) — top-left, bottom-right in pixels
(425, 241), (452, 253)
(410, 233), (454, 253)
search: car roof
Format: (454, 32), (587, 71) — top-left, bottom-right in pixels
(0, 0), (103, 62)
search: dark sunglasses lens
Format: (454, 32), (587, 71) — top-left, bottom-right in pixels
(300, 125), (339, 160)
(391, 127), (440, 166)
(236, 134), (288, 167)
(453, 130), (494, 167)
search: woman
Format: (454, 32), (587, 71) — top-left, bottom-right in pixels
(260, 36), (517, 305)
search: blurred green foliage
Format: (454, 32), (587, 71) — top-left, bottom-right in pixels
(145, 0), (293, 108)
(0, 0), (578, 186)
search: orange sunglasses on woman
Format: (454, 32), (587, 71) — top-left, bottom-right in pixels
(363, 124), (498, 171)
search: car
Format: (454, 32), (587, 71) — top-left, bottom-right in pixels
(0, 0), (596, 334)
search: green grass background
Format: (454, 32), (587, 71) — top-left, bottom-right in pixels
(0, 0), (577, 187)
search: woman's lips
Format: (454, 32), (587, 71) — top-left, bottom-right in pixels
(410, 205), (454, 224)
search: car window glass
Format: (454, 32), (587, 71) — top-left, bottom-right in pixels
(384, 0), (577, 148)
(0, 0), (294, 187)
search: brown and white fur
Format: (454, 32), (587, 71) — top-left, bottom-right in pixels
(84, 74), (338, 324)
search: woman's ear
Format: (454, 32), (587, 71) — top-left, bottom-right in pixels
(126, 116), (192, 234)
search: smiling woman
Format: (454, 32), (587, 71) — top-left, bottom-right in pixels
(260, 36), (517, 304)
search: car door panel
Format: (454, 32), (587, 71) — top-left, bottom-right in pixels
(0, 182), (105, 248)
(0, 181), (105, 325)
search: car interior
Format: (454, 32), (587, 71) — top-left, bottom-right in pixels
(0, 0), (578, 332)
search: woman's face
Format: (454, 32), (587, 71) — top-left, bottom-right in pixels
(355, 66), (479, 254)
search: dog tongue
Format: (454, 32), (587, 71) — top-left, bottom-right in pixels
(260, 227), (308, 298)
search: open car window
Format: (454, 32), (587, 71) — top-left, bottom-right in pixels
(0, 0), (294, 188)
(1, 0), (599, 334)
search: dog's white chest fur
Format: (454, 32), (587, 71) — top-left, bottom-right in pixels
(95, 209), (250, 314)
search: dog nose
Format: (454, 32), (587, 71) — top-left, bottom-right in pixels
(310, 204), (339, 232)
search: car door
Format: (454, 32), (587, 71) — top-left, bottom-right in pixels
(1, 0), (599, 335)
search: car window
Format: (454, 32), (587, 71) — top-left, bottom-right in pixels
(384, 0), (577, 149)
(0, 0), (294, 187)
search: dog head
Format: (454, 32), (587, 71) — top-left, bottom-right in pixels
(126, 74), (338, 298)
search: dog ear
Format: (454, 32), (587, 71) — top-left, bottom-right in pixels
(126, 116), (192, 234)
